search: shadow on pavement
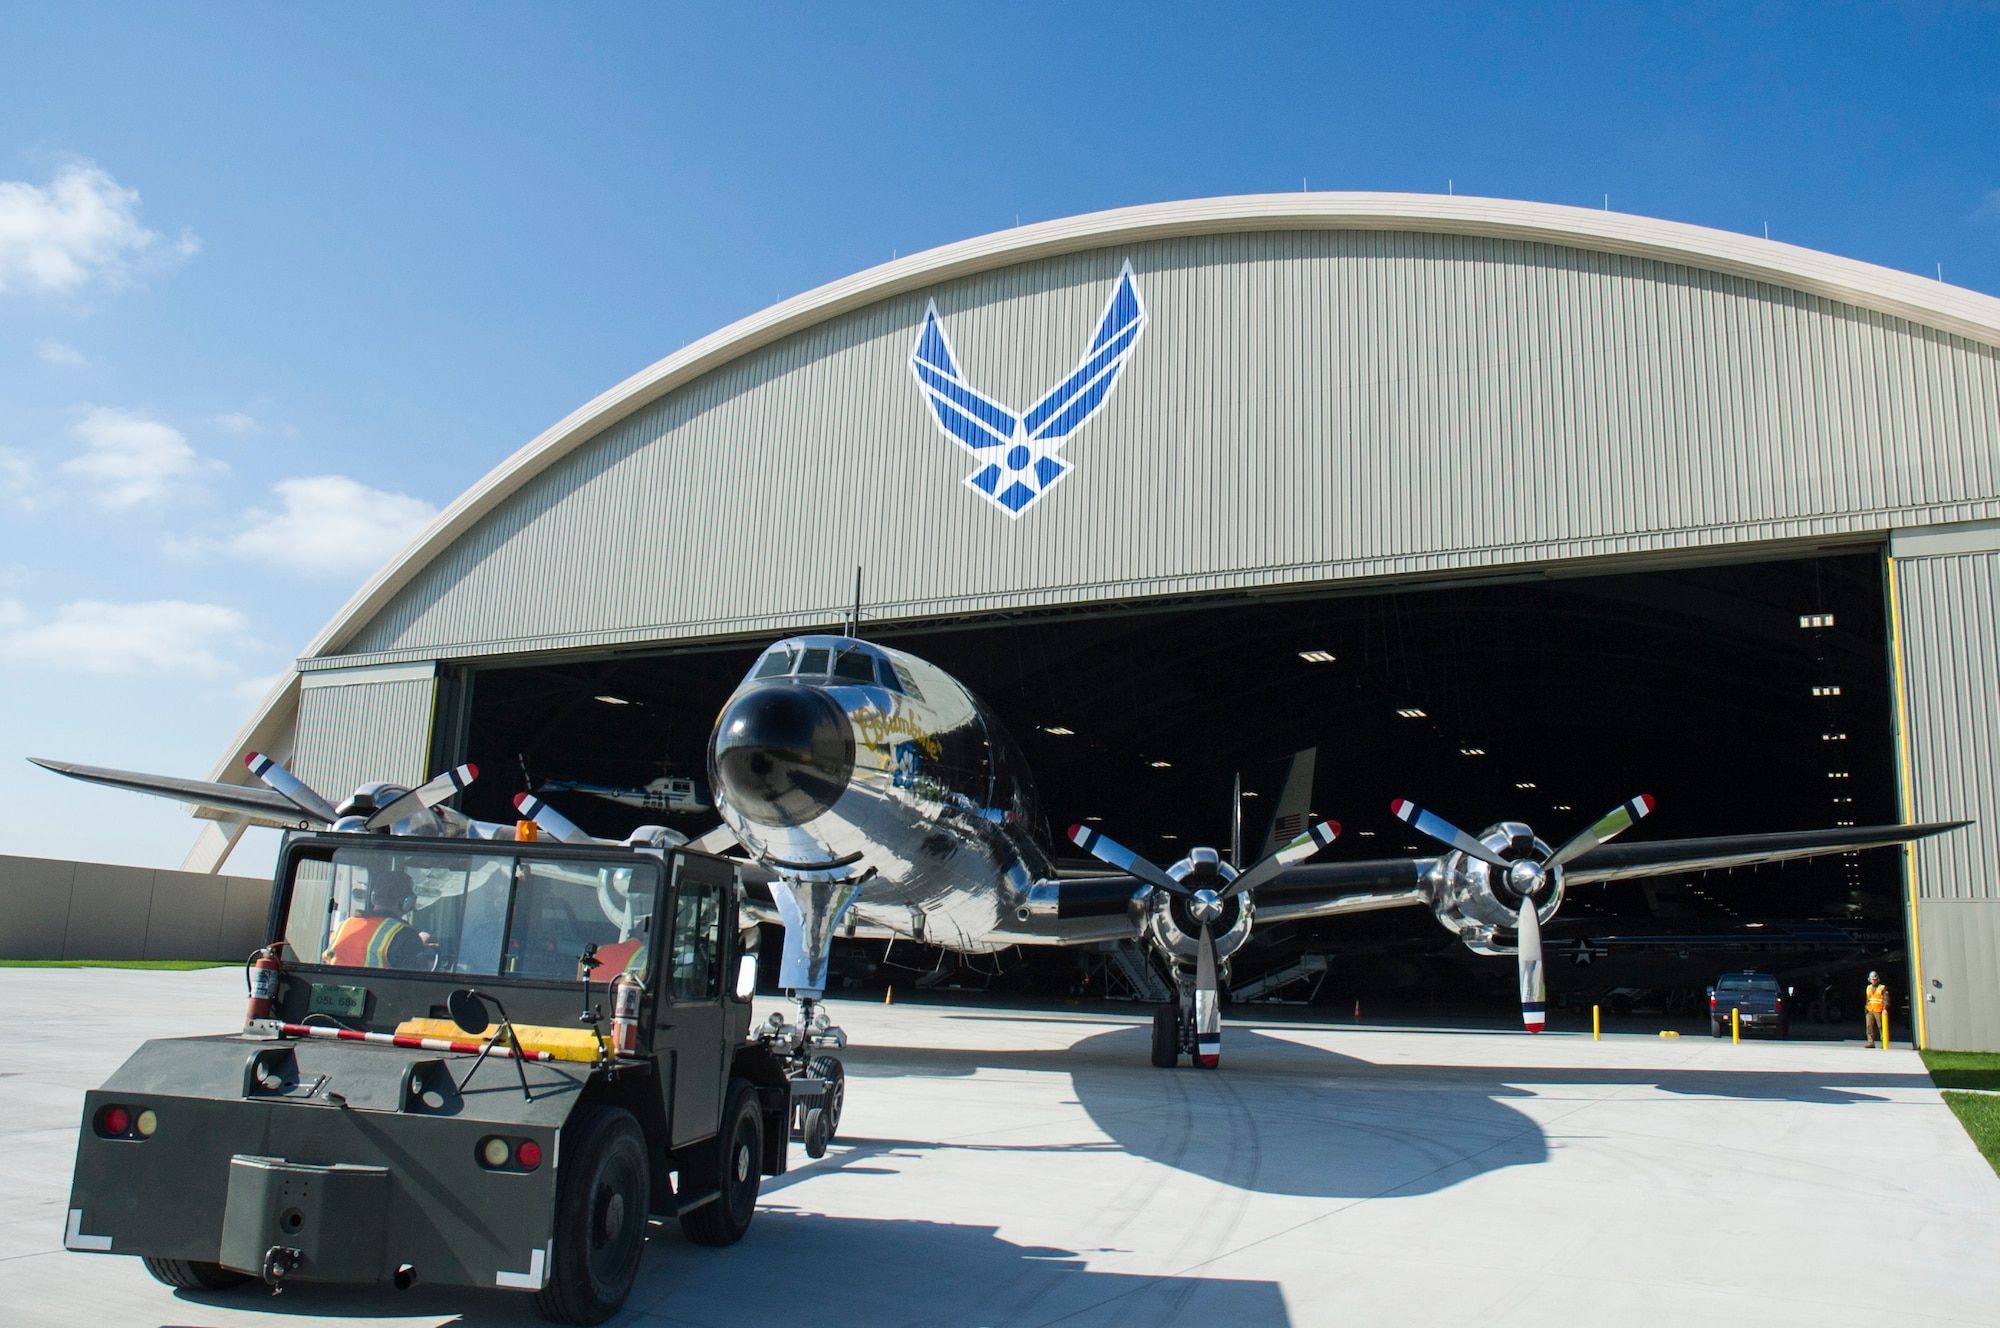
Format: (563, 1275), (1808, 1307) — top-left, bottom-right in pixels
(162, 1211), (1290, 1328)
(840, 1022), (1933, 1199)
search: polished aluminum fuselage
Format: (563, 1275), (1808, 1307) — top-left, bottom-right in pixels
(712, 637), (1059, 954)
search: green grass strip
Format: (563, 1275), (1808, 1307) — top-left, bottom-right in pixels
(1939, 1092), (2000, 1178)
(0, 959), (232, 970)
(1921, 1049), (2000, 1092)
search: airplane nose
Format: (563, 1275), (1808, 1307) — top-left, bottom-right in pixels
(709, 685), (855, 828)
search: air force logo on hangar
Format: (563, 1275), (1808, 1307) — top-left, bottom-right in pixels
(909, 261), (1147, 517)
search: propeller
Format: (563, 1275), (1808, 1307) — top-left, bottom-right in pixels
(1068, 818), (1339, 1068)
(245, 752), (340, 825)
(1391, 795), (1654, 1032)
(514, 791), (596, 844)
(364, 763), (479, 831)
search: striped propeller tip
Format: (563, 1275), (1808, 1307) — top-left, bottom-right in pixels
(1635, 794), (1656, 814)
(1390, 798), (1415, 820)
(245, 752), (270, 772)
(1312, 820), (1341, 845)
(1067, 824), (1093, 846)
(513, 792), (539, 813)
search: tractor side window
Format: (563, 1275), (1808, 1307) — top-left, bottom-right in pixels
(506, 859), (657, 981)
(317, 848), (511, 974)
(282, 857), (335, 964)
(833, 650), (876, 682)
(669, 875), (724, 1001)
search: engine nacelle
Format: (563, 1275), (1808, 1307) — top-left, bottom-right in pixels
(1141, 850), (1255, 963)
(1427, 821), (1564, 956)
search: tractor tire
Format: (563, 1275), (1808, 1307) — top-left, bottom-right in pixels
(534, 1107), (650, 1325)
(1151, 1004), (1180, 1067)
(680, 1079), (762, 1248)
(142, 1257), (248, 1291)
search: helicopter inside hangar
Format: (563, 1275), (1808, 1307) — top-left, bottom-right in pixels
(455, 549), (1902, 1016)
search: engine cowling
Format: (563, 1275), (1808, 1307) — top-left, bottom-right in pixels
(1141, 851), (1254, 962)
(1427, 821), (1565, 956)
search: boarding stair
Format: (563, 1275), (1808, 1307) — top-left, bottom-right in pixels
(1230, 952), (1330, 1004)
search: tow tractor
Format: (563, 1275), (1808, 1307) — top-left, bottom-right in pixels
(62, 822), (845, 1324)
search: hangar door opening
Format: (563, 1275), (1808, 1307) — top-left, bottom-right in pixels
(454, 550), (1904, 1028)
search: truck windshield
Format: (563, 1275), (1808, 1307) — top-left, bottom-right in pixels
(284, 847), (659, 982)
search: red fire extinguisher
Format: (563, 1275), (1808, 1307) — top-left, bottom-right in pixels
(245, 946), (283, 1023)
(610, 975), (643, 1055)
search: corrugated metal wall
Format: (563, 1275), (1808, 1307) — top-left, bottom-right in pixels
(338, 229), (2000, 665)
(1892, 535), (2000, 1048)
(292, 666), (437, 804)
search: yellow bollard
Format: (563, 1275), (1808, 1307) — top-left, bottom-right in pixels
(1732, 1006), (1740, 1044)
(1593, 1005), (1601, 1040)
(1881, 1010), (1889, 1050)
(885, 986), (893, 1006)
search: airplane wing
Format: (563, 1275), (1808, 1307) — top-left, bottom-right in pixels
(1559, 819), (1968, 885)
(29, 756), (324, 825)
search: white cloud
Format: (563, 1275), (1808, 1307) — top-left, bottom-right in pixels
(224, 475), (437, 575)
(1978, 188), (2000, 222)
(215, 411), (258, 433)
(233, 668), (290, 703)
(0, 599), (252, 676)
(0, 447), (31, 492)
(0, 162), (196, 296)
(35, 338), (84, 366)
(62, 406), (220, 507)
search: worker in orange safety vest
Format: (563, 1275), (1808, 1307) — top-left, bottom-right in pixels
(324, 868), (430, 969)
(1864, 970), (1891, 1046)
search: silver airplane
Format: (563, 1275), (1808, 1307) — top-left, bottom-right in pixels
(32, 631), (1968, 1070)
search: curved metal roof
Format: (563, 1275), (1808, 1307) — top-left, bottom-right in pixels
(211, 191), (2000, 781)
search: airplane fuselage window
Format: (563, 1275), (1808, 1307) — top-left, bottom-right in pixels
(833, 651), (876, 683)
(753, 649), (795, 679)
(796, 647), (831, 675)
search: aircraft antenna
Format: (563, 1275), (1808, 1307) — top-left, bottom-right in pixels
(1231, 772), (1242, 869)
(847, 566), (862, 638)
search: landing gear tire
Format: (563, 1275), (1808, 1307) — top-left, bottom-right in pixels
(680, 1079), (762, 1248)
(143, 1257), (248, 1292)
(809, 1054), (845, 1139)
(1151, 1003), (1180, 1067)
(534, 1106), (649, 1326)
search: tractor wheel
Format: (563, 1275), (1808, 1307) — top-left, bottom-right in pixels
(143, 1257), (248, 1291)
(534, 1107), (649, 1325)
(680, 1079), (762, 1247)
(809, 1054), (845, 1139)
(1151, 1004), (1180, 1067)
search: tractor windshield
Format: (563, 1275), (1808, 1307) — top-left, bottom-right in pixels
(282, 846), (660, 982)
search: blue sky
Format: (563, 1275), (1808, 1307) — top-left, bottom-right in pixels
(2, 2), (1996, 876)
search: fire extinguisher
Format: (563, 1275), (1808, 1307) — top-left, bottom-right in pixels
(245, 946), (283, 1024)
(610, 975), (643, 1055)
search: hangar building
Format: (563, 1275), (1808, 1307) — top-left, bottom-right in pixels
(189, 194), (2000, 1050)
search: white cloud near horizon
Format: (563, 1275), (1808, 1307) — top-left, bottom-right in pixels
(0, 598), (253, 676)
(62, 406), (220, 507)
(35, 338), (84, 366)
(222, 475), (438, 575)
(215, 411), (258, 433)
(0, 162), (196, 296)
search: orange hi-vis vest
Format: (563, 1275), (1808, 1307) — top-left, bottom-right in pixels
(324, 915), (412, 968)
(590, 938), (649, 980)
(1866, 983), (1890, 1014)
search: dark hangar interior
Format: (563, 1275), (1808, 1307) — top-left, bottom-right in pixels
(455, 549), (1903, 1026)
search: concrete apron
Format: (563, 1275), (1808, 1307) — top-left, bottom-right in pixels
(4, 969), (1996, 1327)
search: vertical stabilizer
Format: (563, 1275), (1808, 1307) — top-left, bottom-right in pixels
(1258, 749), (1317, 860)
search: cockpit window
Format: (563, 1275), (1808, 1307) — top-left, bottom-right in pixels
(891, 661), (924, 700)
(833, 650), (876, 683)
(796, 647), (830, 674)
(753, 649), (795, 679)
(875, 657), (902, 692)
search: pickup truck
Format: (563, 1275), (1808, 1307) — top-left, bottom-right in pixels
(1709, 970), (1790, 1038)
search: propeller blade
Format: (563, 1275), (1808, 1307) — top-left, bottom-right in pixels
(1517, 896), (1546, 1033)
(364, 763), (479, 831)
(245, 752), (341, 824)
(1224, 819), (1341, 897)
(1193, 923), (1221, 1067)
(1390, 798), (1512, 869)
(513, 792), (595, 844)
(1068, 824), (1187, 896)
(1545, 795), (1655, 869)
